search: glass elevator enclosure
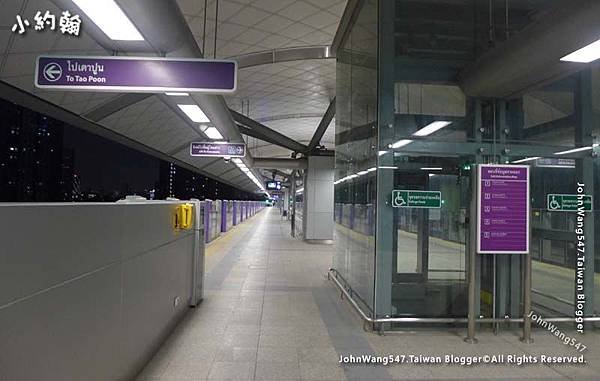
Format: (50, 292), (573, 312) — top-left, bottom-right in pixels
(333, 0), (599, 330)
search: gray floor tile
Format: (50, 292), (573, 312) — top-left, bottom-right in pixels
(207, 361), (254, 380)
(299, 362), (346, 380)
(215, 346), (258, 363)
(255, 361), (302, 381)
(136, 209), (600, 381)
(257, 346), (299, 363)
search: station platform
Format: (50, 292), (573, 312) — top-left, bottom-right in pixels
(136, 208), (600, 381)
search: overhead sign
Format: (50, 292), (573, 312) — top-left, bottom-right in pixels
(190, 142), (245, 158)
(35, 55), (237, 93)
(535, 158), (576, 168)
(266, 181), (282, 190)
(547, 194), (593, 212)
(477, 165), (529, 254)
(392, 190), (441, 209)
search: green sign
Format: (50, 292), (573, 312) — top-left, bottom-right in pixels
(547, 194), (593, 212)
(392, 190), (441, 209)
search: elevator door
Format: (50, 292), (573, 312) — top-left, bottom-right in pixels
(391, 165), (469, 318)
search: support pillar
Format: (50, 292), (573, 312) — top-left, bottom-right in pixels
(302, 155), (335, 241)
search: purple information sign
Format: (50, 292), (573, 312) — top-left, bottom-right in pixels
(35, 55), (237, 93)
(190, 142), (246, 158)
(477, 164), (530, 254)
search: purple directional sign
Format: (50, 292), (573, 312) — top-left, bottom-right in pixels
(35, 55), (237, 93)
(477, 164), (530, 254)
(190, 142), (246, 158)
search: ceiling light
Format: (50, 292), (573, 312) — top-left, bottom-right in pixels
(389, 139), (413, 149)
(177, 104), (210, 123)
(511, 157), (540, 163)
(204, 127), (223, 140)
(165, 92), (189, 97)
(379, 166), (398, 169)
(561, 39), (600, 63)
(232, 158), (242, 164)
(421, 167), (443, 171)
(429, 174), (436, 177)
(73, 0), (144, 41)
(357, 170), (369, 175)
(367, 167), (377, 172)
(413, 121), (452, 137)
(378, 150), (388, 156)
(554, 145), (597, 155)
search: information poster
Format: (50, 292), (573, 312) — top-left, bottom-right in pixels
(477, 165), (529, 254)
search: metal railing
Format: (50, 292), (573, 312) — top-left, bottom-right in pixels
(327, 268), (600, 337)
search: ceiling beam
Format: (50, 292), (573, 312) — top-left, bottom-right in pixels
(458, 0), (598, 98)
(307, 97), (335, 152)
(253, 158), (308, 170)
(331, 0), (364, 55)
(83, 93), (153, 122)
(236, 124), (293, 151)
(230, 109), (308, 153)
(233, 46), (333, 68)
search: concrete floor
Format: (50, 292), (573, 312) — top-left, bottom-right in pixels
(136, 207), (600, 381)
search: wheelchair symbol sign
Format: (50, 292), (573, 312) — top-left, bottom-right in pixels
(391, 190), (441, 208)
(393, 191), (407, 207)
(549, 195), (561, 210)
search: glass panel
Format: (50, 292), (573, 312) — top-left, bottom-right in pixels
(333, 0), (378, 314)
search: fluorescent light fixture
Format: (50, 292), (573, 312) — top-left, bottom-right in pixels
(554, 145), (596, 155)
(389, 139), (413, 149)
(511, 157), (540, 163)
(379, 166), (398, 169)
(357, 170), (369, 175)
(203, 127), (223, 140)
(413, 121), (452, 137)
(378, 150), (388, 156)
(561, 39), (600, 63)
(165, 92), (189, 97)
(367, 167), (377, 172)
(177, 104), (210, 123)
(429, 174), (436, 177)
(73, 0), (144, 41)
(421, 167), (443, 171)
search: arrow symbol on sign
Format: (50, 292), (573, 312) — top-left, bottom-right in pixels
(42, 62), (62, 82)
(45, 65), (61, 79)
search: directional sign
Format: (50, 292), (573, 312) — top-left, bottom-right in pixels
(477, 165), (529, 254)
(392, 190), (441, 208)
(190, 142), (246, 158)
(547, 194), (593, 212)
(535, 158), (576, 168)
(266, 181), (282, 190)
(35, 55), (237, 93)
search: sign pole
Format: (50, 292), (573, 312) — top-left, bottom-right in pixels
(465, 167), (478, 343)
(521, 229), (533, 343)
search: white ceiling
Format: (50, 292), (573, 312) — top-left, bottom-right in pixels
(0, 0), (345, 191)
(229, 59), (336, 158)
(177, 0), (345, 58)
(178, 0), (343, 168)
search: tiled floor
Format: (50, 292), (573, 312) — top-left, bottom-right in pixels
(136, 208), (600, 381)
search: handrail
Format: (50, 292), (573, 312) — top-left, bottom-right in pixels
(327, 268), (600, 335)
